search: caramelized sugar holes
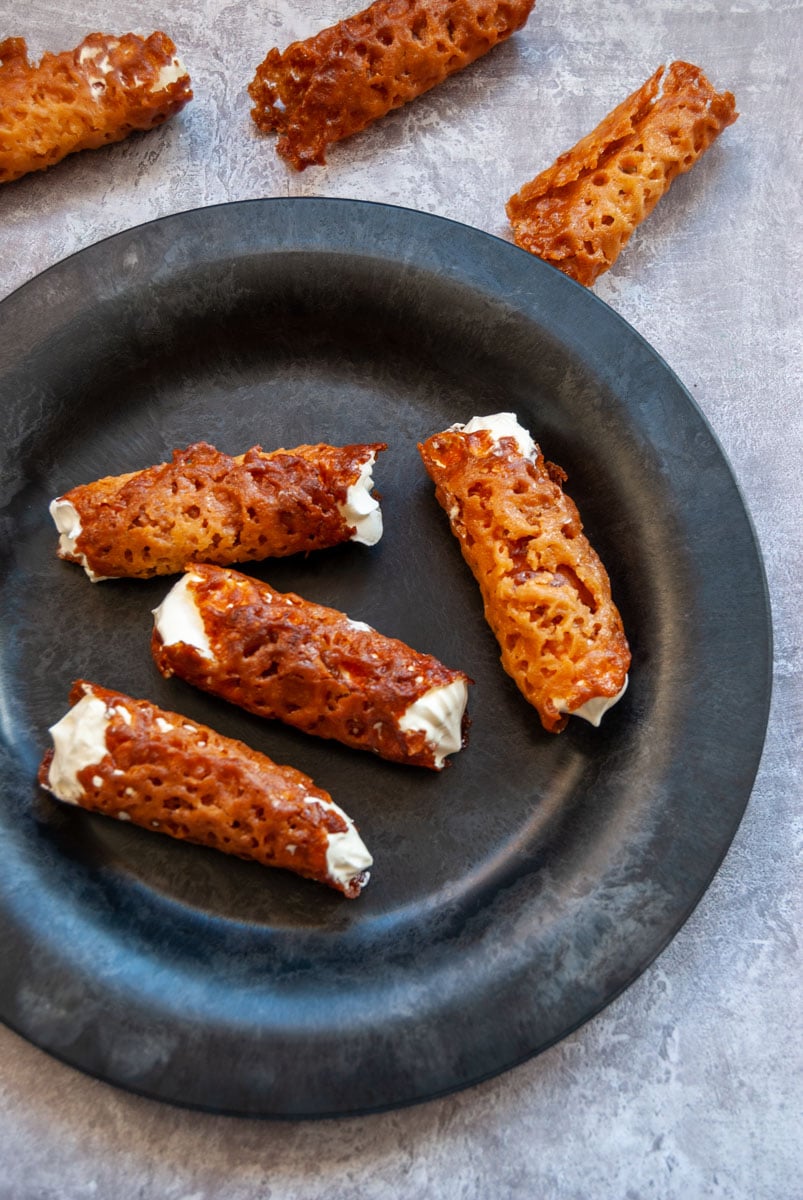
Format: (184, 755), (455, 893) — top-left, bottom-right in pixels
(411, 14), (428, 40)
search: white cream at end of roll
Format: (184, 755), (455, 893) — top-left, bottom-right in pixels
(556, 675), (629, 727)
(152, 574), (213, 659)
(339, 453), (383, 546)
(49, 498), (109, 582)
(450, 413), (536, 461)
(312, 798), (373, 891)
(46, 692), (111, 804)
(398, 678), (468, 769)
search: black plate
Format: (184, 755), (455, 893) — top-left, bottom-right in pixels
(0, 199), (771, 1117)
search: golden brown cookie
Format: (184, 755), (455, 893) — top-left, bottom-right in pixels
(39, 681), (372, 897)
(249, 0), (536, 169)
(506, 61), (737, 285)
(0, 32), (191, 184)
(419, 414), (630, 733)
(152, 563), (471, 769)
(50, 441), (386, 580)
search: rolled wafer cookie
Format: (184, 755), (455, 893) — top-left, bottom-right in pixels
(418, 413), (630, 733)
(152, 563), (471, 769)
(248, 0), (536, 170)
(0, 32), (191, 185)
(50, 440), (386, 581)
(39, 681), (372, 898)
(506, 61), (737, 285)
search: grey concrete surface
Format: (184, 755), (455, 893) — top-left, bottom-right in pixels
(0, 2), (800, 1197)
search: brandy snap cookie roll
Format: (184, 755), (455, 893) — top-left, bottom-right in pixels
(39, 681), (372, 897)
(0, 32), (191, 184)
(152, 563), (471, 769)
(248, 0), (536, 170)
(418, 413), (630, 733)
(506, 61), (737, 285)
(50, 440), (386, 581)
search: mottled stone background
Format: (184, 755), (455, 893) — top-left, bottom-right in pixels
(0, 2), (800, 1197)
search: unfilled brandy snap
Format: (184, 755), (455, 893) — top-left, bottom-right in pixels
(507, 61), (737, 285)
(249, 0), (536, 169)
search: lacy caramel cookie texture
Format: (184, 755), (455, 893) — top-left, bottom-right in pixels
(0, 32), (191, 184)
(40, 681), (372, 898)
(49, 441), (386, 580)
(249, 0), (536, 169)
(507, 61), (737, 285)
(152, 563), (471, 770)
(419, 414), (630, 733)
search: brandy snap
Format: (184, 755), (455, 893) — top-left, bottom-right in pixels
(0, 32), (191, 184)
(50, 441), (386, 581)
(249, 0), (536, 169)
(507, 61), (737, 285)
(152, 563), (471, 769)
(418, 413), (630, 733)
(39, 681), (372, 898)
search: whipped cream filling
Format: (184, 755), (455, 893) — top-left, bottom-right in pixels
(78, 42), (117, 71)
(46, 692), (111, 803)
(556, 675), (629, 727)
(450, 412), (536, 460)
(152, 574), (213, 659)
(312, 798), (373, 890)
(49, 498), (109, 582)
(338, 453), (383, 546)
(153, 57), (187, 90)
(398, 678), (468, 768)
(345, 618), (373, 633)
(78, 42), (116, 95)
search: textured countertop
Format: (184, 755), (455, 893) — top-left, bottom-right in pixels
(0, 2), (800, 1197)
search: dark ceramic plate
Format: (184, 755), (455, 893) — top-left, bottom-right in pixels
(0, 199), (770, 1117)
